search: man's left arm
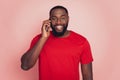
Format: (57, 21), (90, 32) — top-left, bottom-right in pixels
(81, 63), (93, 80)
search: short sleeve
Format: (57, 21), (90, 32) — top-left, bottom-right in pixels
(80, 39), (93, 64)
(29, 34), (41, 50)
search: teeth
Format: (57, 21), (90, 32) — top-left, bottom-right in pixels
(56, 25), (62, 29)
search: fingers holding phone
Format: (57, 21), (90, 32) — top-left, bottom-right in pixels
(41, 19), (51, 38)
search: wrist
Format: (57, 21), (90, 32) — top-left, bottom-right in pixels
(40, 36), (49, 41)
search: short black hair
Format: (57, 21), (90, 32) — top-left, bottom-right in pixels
(49, 5), (68, 16)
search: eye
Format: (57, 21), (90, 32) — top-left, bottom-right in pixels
(60, 17), (66, 21)
(61, 17), (65, 20)
(51, 17), (57, 21)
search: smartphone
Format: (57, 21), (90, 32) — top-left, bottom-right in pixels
(45, 19), (51, 32)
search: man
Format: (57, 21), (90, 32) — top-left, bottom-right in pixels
(21, 5), (93, 80)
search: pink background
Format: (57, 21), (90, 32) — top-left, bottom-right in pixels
(0, 0), (120, 80)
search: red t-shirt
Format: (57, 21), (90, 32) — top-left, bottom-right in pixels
(30, 31), (93, 80)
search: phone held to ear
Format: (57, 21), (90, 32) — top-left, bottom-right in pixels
(45, 19), (51, 32)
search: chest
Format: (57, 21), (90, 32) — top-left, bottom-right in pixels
(42, 38), (83, 60)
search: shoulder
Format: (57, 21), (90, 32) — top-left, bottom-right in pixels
(71, 31), (87, 42)
(71, 31), (87, 44)
(31, 34), (41, 42)
(29, 34), (41, 49)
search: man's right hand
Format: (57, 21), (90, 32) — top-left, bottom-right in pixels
(21, 20), (52, 70)
(41, 20), (51, 38)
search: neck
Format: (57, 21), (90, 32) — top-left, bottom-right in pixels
(57, 30), (70, 38)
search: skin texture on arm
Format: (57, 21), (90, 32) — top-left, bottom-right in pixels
(21, 37), (48, 70)
(81, 63), (93, 80)
(21, 20), (51, 70)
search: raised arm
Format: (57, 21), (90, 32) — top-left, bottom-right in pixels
(21, 20), (51, 70)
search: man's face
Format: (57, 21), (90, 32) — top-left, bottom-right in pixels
(50, 8), (69, 37)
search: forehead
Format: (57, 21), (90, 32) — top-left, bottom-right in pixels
(50, 8), (68, 17)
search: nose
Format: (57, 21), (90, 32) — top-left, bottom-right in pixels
(56, 19), (61, 25)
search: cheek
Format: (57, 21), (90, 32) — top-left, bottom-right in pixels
(61, 20), (68, 25)
(51, 22), (56, 26)
(64, 21), (68, 25)
(64, 19), (69, 24)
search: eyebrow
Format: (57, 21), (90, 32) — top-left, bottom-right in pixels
(51, 15), (67, 18)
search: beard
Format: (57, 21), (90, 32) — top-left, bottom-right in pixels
(51, 23), (68, 37)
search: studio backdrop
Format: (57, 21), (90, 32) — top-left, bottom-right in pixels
(0, 0), (120, 80)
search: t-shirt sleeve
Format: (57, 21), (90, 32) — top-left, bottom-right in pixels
(80, 39), (93, 64)
(29, 34), (41, 50)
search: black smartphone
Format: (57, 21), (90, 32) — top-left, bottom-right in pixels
(45, 19), (51, 32)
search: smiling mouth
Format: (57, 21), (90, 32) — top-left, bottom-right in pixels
(55, 25), (63, 31)
(56, 25), (62, 29)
